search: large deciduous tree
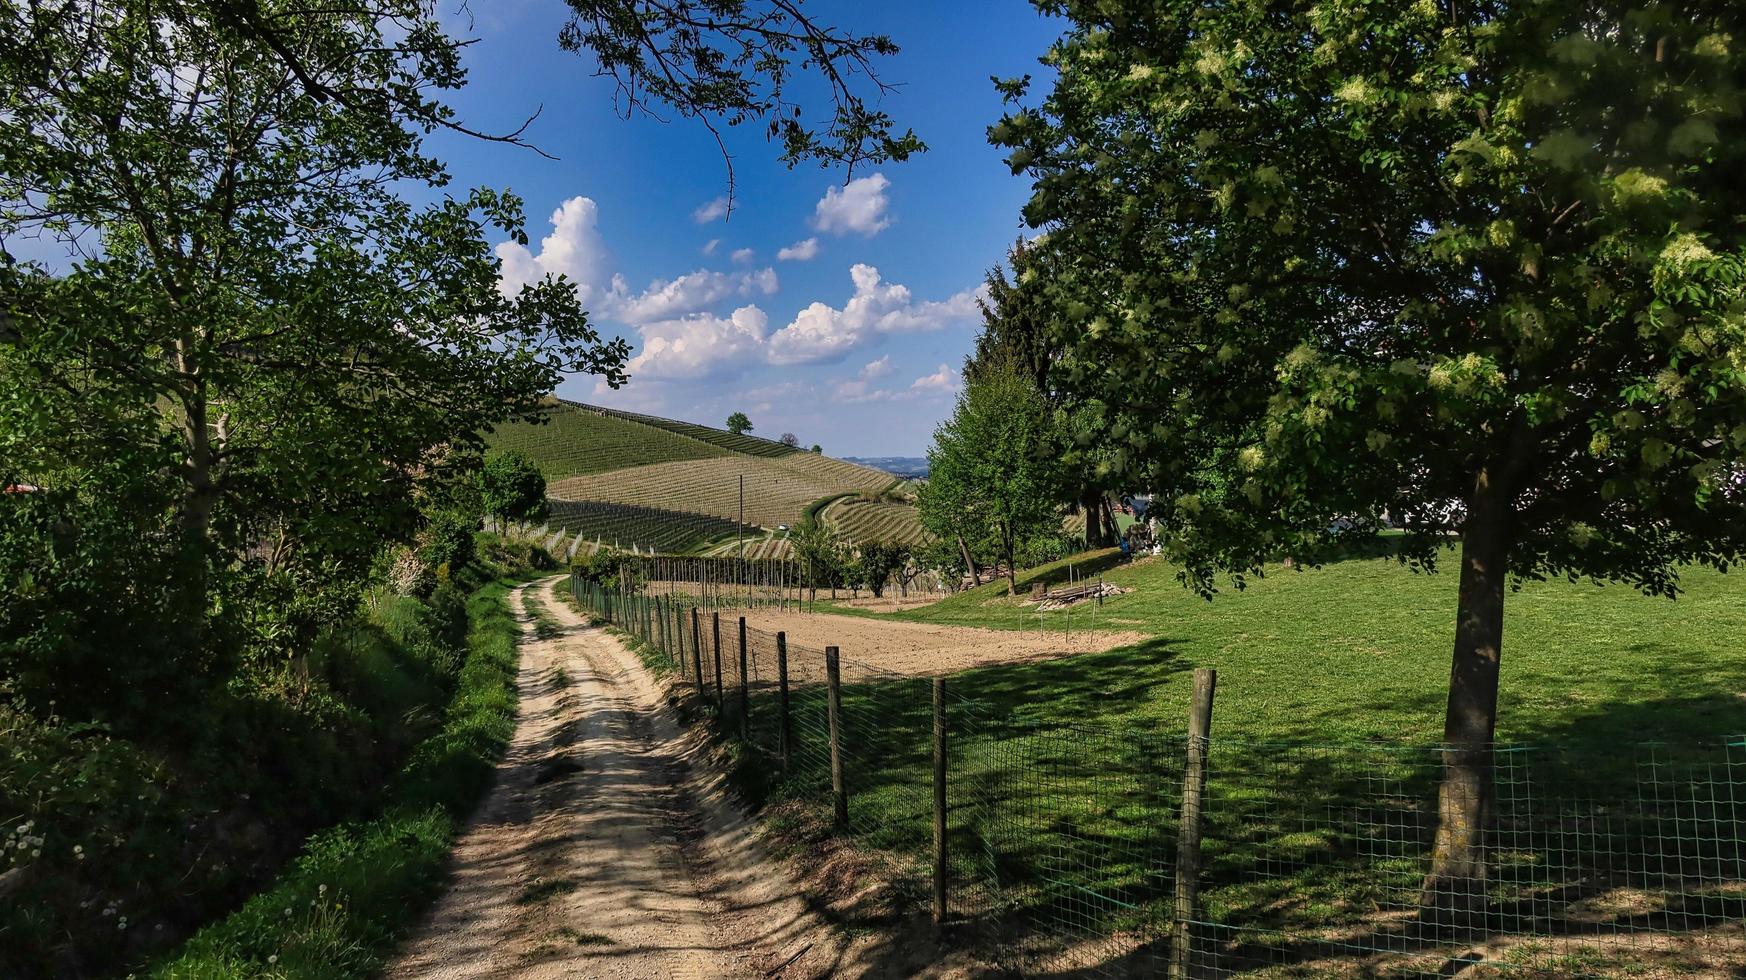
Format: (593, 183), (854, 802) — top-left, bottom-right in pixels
(920, 360), (1065, 595)
(971, 238), (1128, 549)
(0, 2), (627, 649)
(996, 0), (1746, 910)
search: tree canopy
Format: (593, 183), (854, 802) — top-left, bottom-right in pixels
(919, 359), (1064, 594)
(726, 411), (754, 435)
(995, 0), (1746, 905)
(481, 451), (549, 523)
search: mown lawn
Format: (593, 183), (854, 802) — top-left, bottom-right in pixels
(768, 548), (1746, 971)
(840, 546), (1746, 747)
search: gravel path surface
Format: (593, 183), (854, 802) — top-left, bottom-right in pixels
(391, 577), (970, 980)
(389, 578), (753, 979)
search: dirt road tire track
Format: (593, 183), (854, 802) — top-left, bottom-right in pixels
(390, 578), (752, 979)
(392, 577), (967, 979)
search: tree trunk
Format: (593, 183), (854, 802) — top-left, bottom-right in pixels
(957, 534), (980, 584)
(1002, 526), (1018, 595)
(1420, 480), (1510, 925)
(1100, 495), (1120, 546)
(1081, 488), (1109, 548)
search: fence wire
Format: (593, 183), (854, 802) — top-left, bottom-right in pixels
(569, 576), (1745, 978)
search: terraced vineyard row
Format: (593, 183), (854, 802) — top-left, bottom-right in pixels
(550, 453), (893, 530)
(701, 531), (794, 559)
(485, 402), (726, 480)
(546, 499), (746, 554)
(821, 494), (930, 546)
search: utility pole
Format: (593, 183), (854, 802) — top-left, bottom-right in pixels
(738, 473), (745, 606)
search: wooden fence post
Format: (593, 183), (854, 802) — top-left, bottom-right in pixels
(657, 595), (668, 656)
(825, 645), (847, 830)
(711, 611), (724, 711)
(933, 676), (948, 925)
(737, 616), (750, 740)
(777, 632), (791, 771)
(691, 606), (704, 695)
(1171, 668), (1218, 980)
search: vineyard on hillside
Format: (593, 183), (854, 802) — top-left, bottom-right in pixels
(700, 530), (794, 559)
(821, 493), (932, 547)
(494, 399), (931, 552)
(484, 402), (727, 480)
(546, 499), (746, 554)
(550, 455), (895, 530)
(589, 404), (802, 459)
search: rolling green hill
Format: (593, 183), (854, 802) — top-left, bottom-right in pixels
(486, 400), (928, 554)
(484, 402), (728, 481)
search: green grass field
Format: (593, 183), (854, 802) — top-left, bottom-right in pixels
(751, 547), (1746, 972)
(832, 546), (1746, 747)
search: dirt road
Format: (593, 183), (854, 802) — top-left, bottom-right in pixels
(391, 577), (954, 980)
(722, 607), (1147, 681)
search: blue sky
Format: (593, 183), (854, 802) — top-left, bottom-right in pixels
(429, 0), (1059, 456)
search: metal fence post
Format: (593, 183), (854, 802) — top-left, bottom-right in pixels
(826, 645), (847, 830)
(1171, 668), (1218, 980)
(737, 616), (750, 740)
(933, 676), (948, 925)
(777, 632), (791, 772)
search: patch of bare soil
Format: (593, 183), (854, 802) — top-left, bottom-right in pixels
(824, 593), (953, 613)
(390, 578), (976, 980)
(719, 607), (1148, 681)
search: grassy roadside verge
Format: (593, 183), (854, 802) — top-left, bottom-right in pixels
(153, 575), (535, 978)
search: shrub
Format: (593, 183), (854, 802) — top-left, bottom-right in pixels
(417, 512), (476, 572)
(570, 547), (643, 594)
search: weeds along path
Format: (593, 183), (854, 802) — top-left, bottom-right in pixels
(389, 577), (751, 979)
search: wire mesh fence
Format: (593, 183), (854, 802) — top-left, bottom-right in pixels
(568, 576), (1744, 978)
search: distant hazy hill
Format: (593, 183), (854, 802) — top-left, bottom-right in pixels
(841, 456), (929, 480)
(484, 401), (928, 554)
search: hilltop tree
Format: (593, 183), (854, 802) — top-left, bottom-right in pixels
(997, 0), (1746, 910)
(480, 452), (548, 523)
(779, 432), (800, 447)
(920, 360), (1064, 595)
(726, 412), (754, 435)
(810, 444), (823, 453)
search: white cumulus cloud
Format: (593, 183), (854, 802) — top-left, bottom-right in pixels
(777, 237), (820, 261)
(496, 196), (613, 304)
(811, 174), (891, 237)
(614, 267), (778, 325)
(702, 238), (720, 256)
(911, 363), (961, 393)
(861, 356), (892, 379)
(692, 196), (729, 223)
(731, 247), (755, 265)
(766, 264), (982, 365)
(627, 305), (769, 381)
